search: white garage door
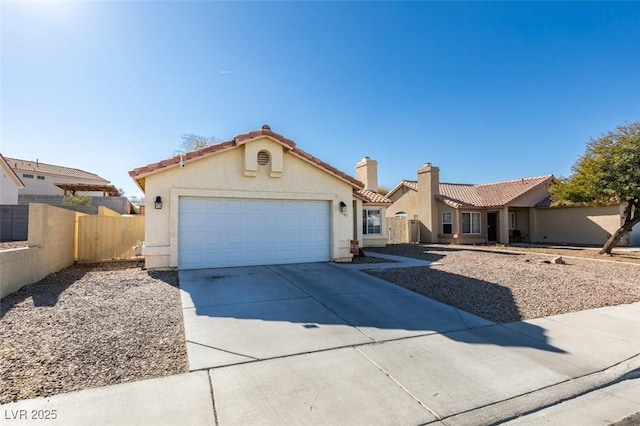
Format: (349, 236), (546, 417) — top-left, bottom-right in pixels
(178, 197), (331, 269)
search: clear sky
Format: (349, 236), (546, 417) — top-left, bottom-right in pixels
(2, 1), (639, 199)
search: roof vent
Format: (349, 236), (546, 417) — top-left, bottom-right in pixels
(262, 124), (271, 131)
(257, 150), (270, 166)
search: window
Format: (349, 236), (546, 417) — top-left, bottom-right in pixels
(37, 176), (45, 180)
(461, 212), (481, 234)
(363, 209), (382, 235)
(22, 174), (34, 179)
(442, 212), (452, 234)
(509, 212), (516, 230)
(394, 211), (407, 219)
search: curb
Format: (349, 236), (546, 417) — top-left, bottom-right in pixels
(437, 353), (640, 426)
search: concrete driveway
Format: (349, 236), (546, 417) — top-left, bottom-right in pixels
(176, 259), (640, 425)
(178, 260), (492, 370)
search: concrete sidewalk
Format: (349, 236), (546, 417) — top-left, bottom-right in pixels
(2, 258), (639, 425)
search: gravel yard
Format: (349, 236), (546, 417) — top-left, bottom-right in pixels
(0, 262), (188, 404)
(2, 244), (638, 404)
(365, 244), (640, 324)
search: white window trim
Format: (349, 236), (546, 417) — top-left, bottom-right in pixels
(442, 212), (452, 234)
(363, 208), (382, 235)
(462, 211), (481, 235)
(509, 212), (516, 230)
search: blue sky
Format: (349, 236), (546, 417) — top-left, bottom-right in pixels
(2, 1), (639, 198)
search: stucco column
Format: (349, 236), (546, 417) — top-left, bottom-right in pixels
(417, 163), (440, 243)
(27, 203), (45, 248)
(499, 206), (510, 244)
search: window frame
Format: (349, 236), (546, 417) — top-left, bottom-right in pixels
(442, 212), (453, 234)
(461, 211), (481, 235)
(362, 208), (382, 235)
(509, 212), (516, 230)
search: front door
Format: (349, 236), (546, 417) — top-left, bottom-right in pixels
(487, 212), (497, 242)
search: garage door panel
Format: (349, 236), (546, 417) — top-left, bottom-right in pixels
(179, 198), (330, 269)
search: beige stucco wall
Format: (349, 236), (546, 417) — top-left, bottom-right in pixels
(1, 204), (81, 298)
(358, 203), (388, 248)
(436, 204), (457, 239)
(508, 207), (531, 241)
(98, 206), (121, 217)
(509, 184), (550, 207)
(435, 205), (489, 245)
(386, 189), (418, 219)
(142, 137), (356, 268)
(531, 205), (626, 246)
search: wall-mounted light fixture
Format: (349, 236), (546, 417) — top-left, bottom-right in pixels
(339, 201), (348, 213)
(155, 196), (163, 209)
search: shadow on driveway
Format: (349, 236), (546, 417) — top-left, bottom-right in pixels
(179, 261), (565, 370)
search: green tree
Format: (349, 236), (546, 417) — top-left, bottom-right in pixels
(377, 185), (390, 196)
(175, 134), (219, 154)
(62, 195), (92, 206)
(550, 122), (640, 254)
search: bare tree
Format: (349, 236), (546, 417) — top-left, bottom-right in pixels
(175, 134), (220, 154)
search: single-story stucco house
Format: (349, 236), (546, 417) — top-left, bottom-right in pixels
(387, 163), (634, 247)
(129, 126), (391, 270)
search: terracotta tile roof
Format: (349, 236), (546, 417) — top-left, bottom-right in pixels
(436, 176), (553, 208)
(5, 157), (109, 183)
(391, 174), (553, 208)
(129, 127), (364, 192)
(355, 189), (392, 205)
(387, 180), (418, 198)
(437, 183), (483, 208)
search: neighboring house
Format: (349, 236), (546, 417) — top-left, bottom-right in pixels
(354, 157), (393, 248)
(387, 163), (632, 247)
(129, 126), (391, 270)
(0, 153), (24, 204)
(5, 157), (118, 196)
(387, 163), (553, 244)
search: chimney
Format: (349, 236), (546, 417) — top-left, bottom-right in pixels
(417, 162), (440, 243)
(355, 157), (378, 192)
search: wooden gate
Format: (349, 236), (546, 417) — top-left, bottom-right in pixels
(77, 215), (145, 262)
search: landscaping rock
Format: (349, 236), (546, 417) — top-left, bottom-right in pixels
(0, 262), (188, 404)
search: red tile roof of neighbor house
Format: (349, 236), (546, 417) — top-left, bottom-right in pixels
(354, 189), (392, 205)
(129, 126), (365, 192)
(5, 157), (109, 183)
(391, 176), (554, 208)
(387, 180), (418, 197)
